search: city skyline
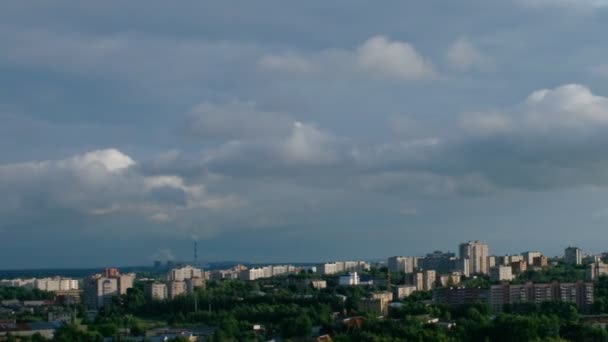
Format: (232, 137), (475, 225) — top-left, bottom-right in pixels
(4, 1), (608, 268)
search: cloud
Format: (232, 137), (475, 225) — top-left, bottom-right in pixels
(182, 101), (293, 140)
(0, 149), (241, 236)
(445, 36), (491, 72)
(281, 122), (339, 164)
(258, 35), (436, 80)
(356, 35), (437, 80)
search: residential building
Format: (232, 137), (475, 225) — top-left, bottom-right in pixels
(533, 256), (548, 268)
(361, 292), (393, 316)
(459, 241), (490, 275)
(167, 281), (186, 299)
(522, 251), (542, 266)
(144, 283), (167, 301)
(490, 265), (513, 282)
(511, 260), (527, 274)
(395, 285), (417, 299)
(318, 261), (370, 275)
(587, 262), (608, 281)
(83, 269), (135, 310)
(418, 251), (457, 274)
(339, 272), (360, 286)
(185, 277), (204, 293)
(310, 280), (327, 289)
(565, 247), (582, 265)
(423, 270), (436, 291)
(432, 288), (490, 306)
(489, 281), (593, 312)
(387, 256), (415, 273)
(496, 255), (524, 266)
(167, 266), (203, 282)
(437, 272), (462, 287)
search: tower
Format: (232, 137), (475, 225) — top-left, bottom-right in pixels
(194, 241), (198, 265)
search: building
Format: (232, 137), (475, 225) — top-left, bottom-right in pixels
(433, 287), (490, 306)
(496, 255), (524, 266)
(167, 281), (186, 299)
(83, 269), (135, 310)
(167, 266), (203, 282)
(437, 272), (462, 288)
(418, 251), (457, 274)
(361, 292), (393, 316)
(533, 256), (548, 268)
(318, 261), (370, 275)
(145, 283), (167, 301)
(587, 262), (608, 281)
(310, 280), (327, 289)
(339, 272), (360, 286)
(459, 241), (490, 275)
(522, 251), (542, 266)
(565, 247), (582, 265)
(387, 256), (415, 273)
(395, 285), (417, 299)
(511, 260), (527, 274)
(490, 265), (513, 282)
(423, 270), (436, 291)
(239, 265), (296, 281)
(457, 257), (470, 277)
(411, 272), (424, 291)
(185, 277), (204, 294)
(33, 278), (79, 292)
(489, 281), (593, 312)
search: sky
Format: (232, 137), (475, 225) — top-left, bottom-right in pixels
(3, 1), (608, 268)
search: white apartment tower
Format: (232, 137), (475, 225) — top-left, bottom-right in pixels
(387, 256), (415, 273)
(459, 241), (490, 275)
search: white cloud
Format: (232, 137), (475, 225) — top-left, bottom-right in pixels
(258, 35), (436, 80)
(0, 149), (240, 234)
(522, 84), (608, 129)
(461, 84), (608, 134)
(356, 35), (436, 80)
(445, 36), (490, 72)
(281, 121), (338, 164)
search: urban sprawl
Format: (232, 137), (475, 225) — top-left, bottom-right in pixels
(1, 241), (608, 341)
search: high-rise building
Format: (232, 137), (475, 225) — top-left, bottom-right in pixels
(511, 260), (527, 274)
(167, 265), (203, 282)
(387, 256), (415, 273)
(419, 251), (457, 274)
(490, 265), (513, 282)
(533, 256), (548, 268)
(565, 247), (582, 265)
(144, 283), (167, 301)
(459, 241), (490, 275)
(587, 262), (608, 281)
(167, 281), (186, 299)
(522, 251), (542, 266)
(394, 285), (417, 299)
(83, 269), (135, 310)
(423, 270), (436, 291)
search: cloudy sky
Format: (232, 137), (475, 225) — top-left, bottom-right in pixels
(3, 1), (608, 268)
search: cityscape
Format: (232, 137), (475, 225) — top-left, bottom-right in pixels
(5, 1), (608, 341)
(2, 241), (608, 340)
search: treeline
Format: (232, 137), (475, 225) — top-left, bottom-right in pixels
(0, 286), (54, 301)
